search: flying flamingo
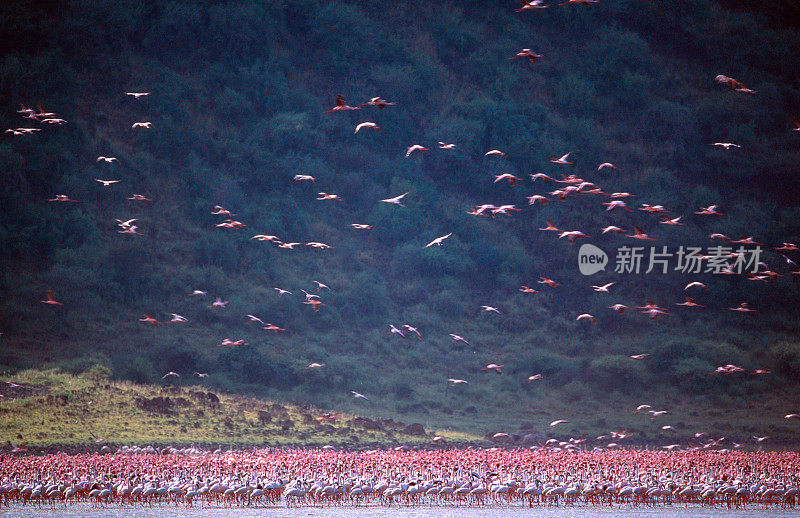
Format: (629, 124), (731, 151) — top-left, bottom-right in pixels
(304, 363), (325, 369)
(482, 364), (503, 373)
(324, 94), (360, 113)
(405, 144), (428, 157)
(550, 152), (572, 165)
(425, 233), (452, 248)
(449, 334), (469, 345)
(509, 49), (543, 63)
(139, 314), (161, 325)
(577, 314), (597, 324)
(381, 192), (409, 207)
(354, 122), (380, 133)
(628, 226), (656, 241)
(358, 97), (396, 109)
(41, 290), (63, 305)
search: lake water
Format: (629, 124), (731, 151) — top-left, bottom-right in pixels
(1, 505), (797, 518)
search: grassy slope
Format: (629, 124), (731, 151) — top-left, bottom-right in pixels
(0, 369), (479, 447)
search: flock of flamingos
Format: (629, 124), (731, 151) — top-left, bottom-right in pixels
(4, 0), (800, 510)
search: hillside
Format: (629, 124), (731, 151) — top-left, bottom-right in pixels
(1, 0), (800, 442)
(0, 369), (479, 447)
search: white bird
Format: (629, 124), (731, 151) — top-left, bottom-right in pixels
(576, 313), (597, 324)
(161, 371), (180, 380)
(447, 378), (469, 384)
(95, 179), (121, 187)
(131, 122), (152, 129)
(591, 282), (615, 292)
(168, 314), (188, 323)
(274, 288), (293, 296)
(550, 420), (569, 427)
(388, 324), (405, 338)
(126, 92), (151, 99)
(304, 363), (325, 369)
(116, 218), (137, 228)
(351, 391), (369, 400)
(438, 141), (456, 149)
(355, 122), (380, 133)
(425, 233), (452, 248)
(380, 192), (409, 207)
(711, 142), (741, 150)
(481, 305), (501, 314)
(189, 289), (207, 296)
(597, 162), (616, 170)
(96, 156), (117, 163)
(193, 371), (209, 378)
(684, 281), (707, 290)
(405, 144), (428, 157)
(247, 314), (265, 325)
(485, 149), (505, 156)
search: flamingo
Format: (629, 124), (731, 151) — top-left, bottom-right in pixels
(608, 304), (630, 313)
(274, 288), (292, 296)
(304, 363), (325, 369)
(388, 324), (405, 338)
(482, 364), (503, 373)
(634, 404), (652, 414)
(193, 371), (209, 378)
(209, 297), (229, 308)
(351, 223), (373, 229)
(127, 194), (152, 201)
(304, 299), (324, 312)
(675, 297), (704, 307)
(516, 0), (549, 11)
(139, 314), (161, 325)
(405, 144), (428, 157)
(598, 162), (616, 170)
(494, 173), (521, 185)
(41, 290), (63, 305)
(591, 282), (614, 292)
(550, 420), (569, 426)
(380, 192), (409, 207)
(729, 302), (756, 312)
(403, 325), (422, 339)
(695, 205), (724, 215)
(528, 374), (542, 381)
(161, 371), (180, 380)
(601, 226), (626, 234)
(351, 391), (369, 400)
(126, 92), (151, 99)
(263, 324), (286, 334)
(538, 276), (559, 287)
(354, 122), (380, 133)
(358, 97), (396, 109)
(685, 281), (707, 290)
(659, 216), (683, 226)
(324, 94), (360, 112)
(526, 195), (548, 205)
(539, 220), (561, 232)
(96, 156), (117, 163)
(710, 233), (730, 241)
(576, 313), (597, 324)
(316, 192), (342, 201)
(550, 152), (572, 165)
(48, 194), (78, 202)
(530, 173), (555, 182)
(628, 226), (656, 241)
(118, 225), (142, 235)
(425, 233), (452, 248)
(629, 354), (649, 359)
(189, 290), (207, 296)
(438, 141), (456, 149)
(602, 200), (632, 212)
(168, 313), (188, 322)
(711, 142), (741, 150)
(95, 179), (120, 187)
(519, 286), (539, 293)
(481, 305), (501, 314)
(449, 334), (469, 345)
(246, 314), (265, 325)
(131, 122), (152, 128)
(509, 49), (543, 63)
(293, 174), (316, 182)
(448, 378), (469, 384)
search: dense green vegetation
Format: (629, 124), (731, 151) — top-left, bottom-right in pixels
(1, 0), (800, 441)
